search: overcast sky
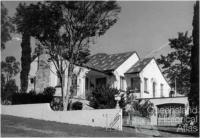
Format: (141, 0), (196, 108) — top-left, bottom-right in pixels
(1, 1), (195, 86)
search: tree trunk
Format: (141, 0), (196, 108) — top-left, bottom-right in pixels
(64, 63), (73, 111)
(58, 71), (66, 111)
(20, 33), (31, 93)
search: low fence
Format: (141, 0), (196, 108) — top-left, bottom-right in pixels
(123, 115), (151, 128)
(1, 103), (122, 131)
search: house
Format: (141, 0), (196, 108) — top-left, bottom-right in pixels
(28, 51), (170, 99)
(27, 51), (188, 126)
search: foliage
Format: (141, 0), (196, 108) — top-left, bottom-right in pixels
(71, 101), (83, 110)
(1, 74), (6, 95)
(1, 79), (18, 104)
(43, 87), (56, 96)
(13, 3), (37, 93)
(1, 2), (14, 49)
(157, 32), (192, 95)
(134, 100), (154, 118)
(189, 1), (199, 110)
(123, 88), (154, 118)
(50, 97), (64, 111)
(89, 85), (124, 109)
(20, 33), (31, 93)
(11, 87), (54, 105)
(188, 1), (199, 134)
(1, 56), (20, 83)
(23, 1), (121, 110)
(179, 113), (199, 135)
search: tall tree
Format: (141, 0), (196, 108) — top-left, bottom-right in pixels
(188, 1), (199, 108)
(1, 56), (20, 83)
(1, 2), (14, 49)
(1, 56), (20, 102)
(13, 3), (41, 92)
(188, 1), (199, 133)
(33, 1), (121, 110)
(157, 32), (192, 95)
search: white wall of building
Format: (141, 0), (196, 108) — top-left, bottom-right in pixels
(28, 54), (170, 99)
(114, 53), (139, 90)
(139, 59), (170, 98)
(28, 55), (90, 98)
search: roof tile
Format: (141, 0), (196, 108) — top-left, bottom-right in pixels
(86, 51), (135, 71)
(125, 58), (153, 74)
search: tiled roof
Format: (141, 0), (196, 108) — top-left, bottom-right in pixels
(86, 51), (135, 71)
(125, 58), (153, 74)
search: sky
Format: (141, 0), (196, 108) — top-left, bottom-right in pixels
(1, 1), (195, 86)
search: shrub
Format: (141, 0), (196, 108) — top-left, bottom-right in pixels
(89, 85), (125, 109)
(125, 99), (154, 118)
(179, 113), (199, 135)
(50, 97), (63, 111)
(1, 79), (18, 104)
(71, 101), (83, 110)
(11, 87), (55, 105)
(43, 87), (56, 96)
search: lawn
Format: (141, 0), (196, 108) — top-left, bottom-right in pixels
(1, 115), (146, 137)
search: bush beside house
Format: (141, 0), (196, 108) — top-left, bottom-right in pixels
(11, 87), (55, 105)
(1, 79), (18, 105)
(89, 85), (125, 109)
(71, 101), (83, 110)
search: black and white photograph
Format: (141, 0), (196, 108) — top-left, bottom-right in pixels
(1, 0), (199, 137)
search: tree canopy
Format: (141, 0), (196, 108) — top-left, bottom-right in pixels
(29, 1), (121, 110)
(157, 32), (192, 95)
(13, 2), (43, 92)
(1, 56), (20, 83)
(1, 2), (14, 49)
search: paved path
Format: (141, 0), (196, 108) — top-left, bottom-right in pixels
(123, 126), (197, 137)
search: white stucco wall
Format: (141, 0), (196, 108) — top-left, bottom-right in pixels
(113, 53), (139, 90)
(52, 64), (90, 98)
(139, 59), (170, 98)
(28, 54), (90, 98)
(1, 104), (122, 130)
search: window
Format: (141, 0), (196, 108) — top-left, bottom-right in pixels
(30, 77), (35, 84)
(160, 83), (164, 97)
(85, 77), (89, 90)
(153, 82), (156, 97)
(71, 74), (78, 96)
(130, 77), (141, 92)
(131, 78), (134, 89)
(144, 78), (148, 93)
(120, 76), (125, 90)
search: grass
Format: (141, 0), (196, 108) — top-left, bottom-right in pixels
(1, 115), (146, 137)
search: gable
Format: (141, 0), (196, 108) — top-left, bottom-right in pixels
(125, 58), (153, 74)
(141, 58), (170, 88)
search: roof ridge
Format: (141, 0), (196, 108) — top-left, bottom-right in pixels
(109, 51), (135, 55)
(140, 57), (154, 60)
(92, 51), (135, 56)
